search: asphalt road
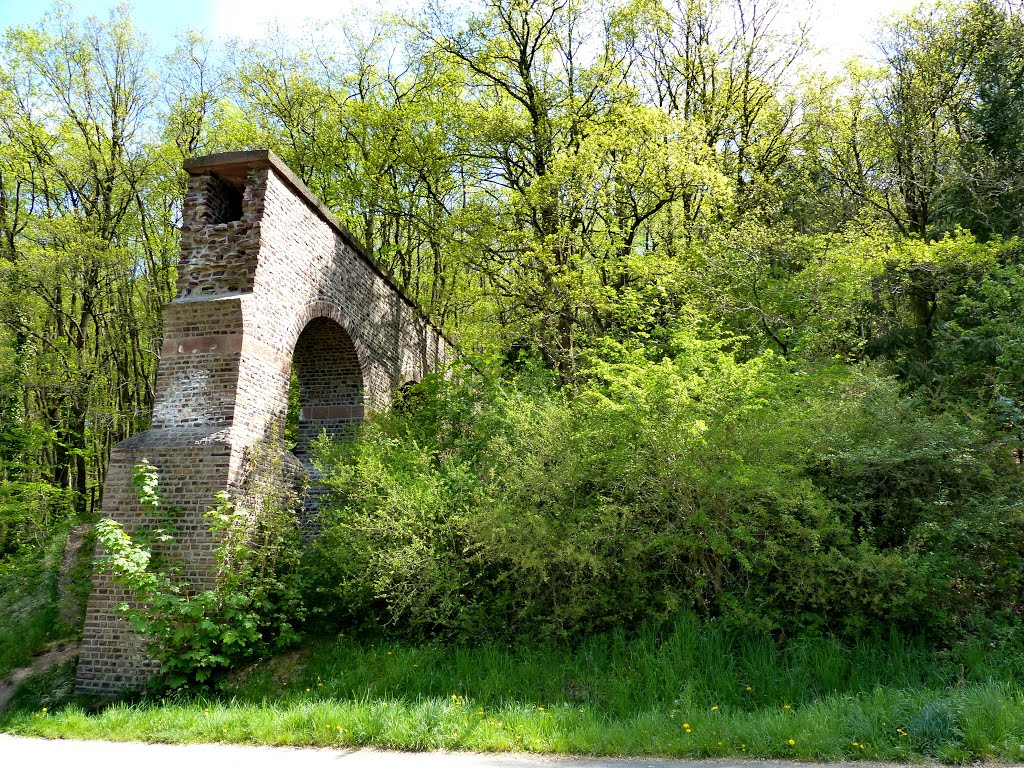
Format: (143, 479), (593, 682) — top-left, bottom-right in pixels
(0, 735), (924, 768)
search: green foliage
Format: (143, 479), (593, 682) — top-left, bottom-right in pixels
(0, 4), (173, 515)
(0, 528), (79, 678)
(0, 479), (76, 560)
(308, 336), (1023, 642)
(94, 452), (304, 690)
(934, 1), (1024, 239)
(0, 554), (57, 678)
(1, 656), (78, 714)
(0, 0), (1022, 695)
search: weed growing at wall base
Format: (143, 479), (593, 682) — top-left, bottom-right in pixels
(93, 445), (304, 691)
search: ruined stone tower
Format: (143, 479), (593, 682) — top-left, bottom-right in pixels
(75, 150), (451, 693)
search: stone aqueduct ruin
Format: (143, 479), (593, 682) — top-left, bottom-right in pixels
(76, 151), (452, 694)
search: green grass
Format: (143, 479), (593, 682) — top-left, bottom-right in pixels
(4, 615), (1024, 763)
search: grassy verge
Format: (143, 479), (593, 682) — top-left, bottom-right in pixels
(4, 616), (1024, 763)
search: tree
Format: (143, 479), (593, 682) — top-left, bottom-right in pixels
(614, 0), (811, 224)
(0, 4), (172, 513)
(873, 2), (985, 238)
(936, 0), (1024, 238)
(417, 0), (719, 376)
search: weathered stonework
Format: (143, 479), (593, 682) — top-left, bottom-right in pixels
(76, 150), (452, 694)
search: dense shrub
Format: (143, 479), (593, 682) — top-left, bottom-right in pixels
(0, 478), (77, 560)
(306, 334), (1024, 642)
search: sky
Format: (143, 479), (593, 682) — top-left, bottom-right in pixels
(0, 0), (923, 70)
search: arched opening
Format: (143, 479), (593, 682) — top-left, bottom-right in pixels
(288, 317), (365, 524)
(290, 316), (365, 459)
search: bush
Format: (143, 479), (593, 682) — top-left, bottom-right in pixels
(0, 521), (90, 678)
(306, 334), (1024, 642)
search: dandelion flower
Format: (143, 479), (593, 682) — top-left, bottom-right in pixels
(788, 739), (796, 746)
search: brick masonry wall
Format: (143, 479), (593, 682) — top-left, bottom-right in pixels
(76, 150), (451, 694)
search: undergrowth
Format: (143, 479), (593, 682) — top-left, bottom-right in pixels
(0, 530), (78, 679)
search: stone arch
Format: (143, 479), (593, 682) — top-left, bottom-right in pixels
(285, 300), (370, 369)
(289, 312), (367, 458)
(77, 149), (453, 695)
